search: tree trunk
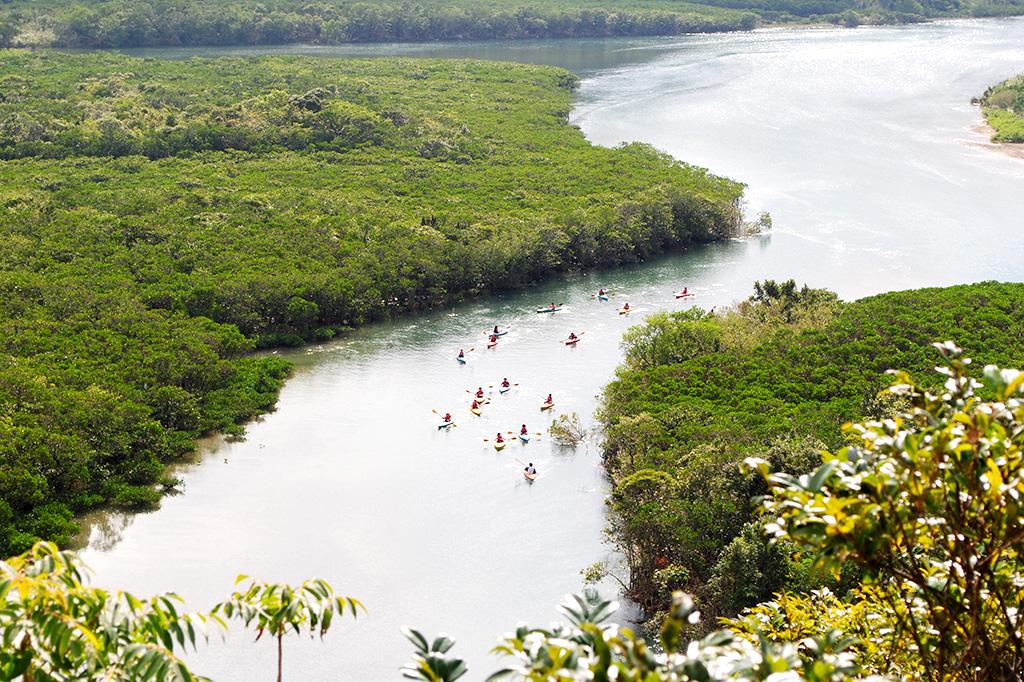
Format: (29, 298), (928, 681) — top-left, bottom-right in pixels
(277, 633), (283, 682)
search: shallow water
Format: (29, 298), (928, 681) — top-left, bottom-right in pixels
(78, 19), (1024, 680)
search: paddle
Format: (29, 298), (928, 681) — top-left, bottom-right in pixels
(431, 408), (457, 428)
(562, 330), (586, 344)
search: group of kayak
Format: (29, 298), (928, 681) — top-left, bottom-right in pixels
(445, 286), (695, 481)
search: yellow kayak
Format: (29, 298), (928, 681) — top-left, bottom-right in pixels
(494, 441), (506, 451)
(540, 401), (554, 411)
(618, 307), (630, 315)
(471, 407), (482, 416)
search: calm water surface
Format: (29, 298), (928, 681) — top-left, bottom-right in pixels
(80, 19), (1024, 680)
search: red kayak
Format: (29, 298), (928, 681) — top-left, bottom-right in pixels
(565, 338), (579, 346)
(675, 292), (696, 299)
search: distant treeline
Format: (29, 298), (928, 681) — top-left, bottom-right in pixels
(0, 52), (743, 557)
(1, 0), (1023, 48)
(599, 281), (1024, 629)
(980, 72), (1024, 142)
(0, 1), (756, 48)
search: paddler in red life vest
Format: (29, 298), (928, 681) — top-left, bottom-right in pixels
(568, 332), (578, 342)
(622, 302), (630, 311)
(501, 378), (510, 389)
(493, 325), (501, 334)
(549, 303), (557, 310)
(471, 399), (481, 410)
(443, 413), (452, 423)
(521, 424), (528, 436)
(681, 287), (688, 296)
(495, 432), (504, 444)
(545, 393), (553, 404)
(458, 349), (465, 359)
(476, 387), (485, 399)
(598, 288), (606, 296)
(489, 334), (498, 344)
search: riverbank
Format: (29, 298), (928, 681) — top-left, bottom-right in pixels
(972, 122), (1024, 159)
(0, 49), (744, 558)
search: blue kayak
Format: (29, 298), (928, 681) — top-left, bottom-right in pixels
(598, 295), (609, 301)
(519, 433), (531, 443)
(456, 356), (466, 364)
(438, 422), (455, 430)
(536, 307), (562, 313)
(491, 329), (508, 336)
(499, 386), (511, 394)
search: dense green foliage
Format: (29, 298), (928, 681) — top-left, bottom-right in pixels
(0, 50), (742, 558)
(753, 347), (1024, 679)
(1, 0), (1022, 48)
(598, 281), (1024, 626)
(981, 72), (1024, 142)
(1, 541), (361, 681)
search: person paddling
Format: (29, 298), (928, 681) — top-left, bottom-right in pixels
(681, 287), (688, 296)
(444, 413), (452, 423)
(521, 424), (528, 436)
(525, 462), (537, 475)
(471, 399), (481, 410)
(458, 349), (465, 359)
(493, 325), (501, 334)
(476, 387), (485, 399)
(598, 288), (606, 296)
(496, 432), (504, 444)
(501, 378), (510, 389)
(568, 332), (578, 341)
(489, 334), (498, 344)
(549, 303), (557, 310)
(622, 302), (630, 311)
(545, 393), (553, 405)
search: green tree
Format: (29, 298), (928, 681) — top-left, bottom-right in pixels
(213, 577), (363, 682)
(754, 342), (1024, 680)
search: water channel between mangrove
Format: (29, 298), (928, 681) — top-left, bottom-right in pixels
(76, 18), (1024, 680)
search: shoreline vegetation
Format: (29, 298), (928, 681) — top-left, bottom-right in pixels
(1, 0), (1023, 49)
(977, 72), (1024, 144)
(597, 280), (1024, 632)
(0, 49), (744, 557)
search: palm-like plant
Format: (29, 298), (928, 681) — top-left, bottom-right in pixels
(213, 577), (363, 682)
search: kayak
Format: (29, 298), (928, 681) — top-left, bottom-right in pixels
(598, 295), (609, 301)
(519, 433), (531, 443)
(618, 308), (630, 315)
(494, 440), (506, 451)
(438, 422), (455, 430)
(499, 386), (511, 394)
(524, 470), (538, 482)
(470, 407), (482, 416)
(491, 329), (508, 336)
(486, 341), (498, 348)
(456, 356), (466, 364)
(565, 338), (579, 346)
(540, 401), (554, 411)
(675, 293), (696, 299)
(536, 307), (562, 314)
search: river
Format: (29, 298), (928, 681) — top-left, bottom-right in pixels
(77, 18), (1024, 680)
